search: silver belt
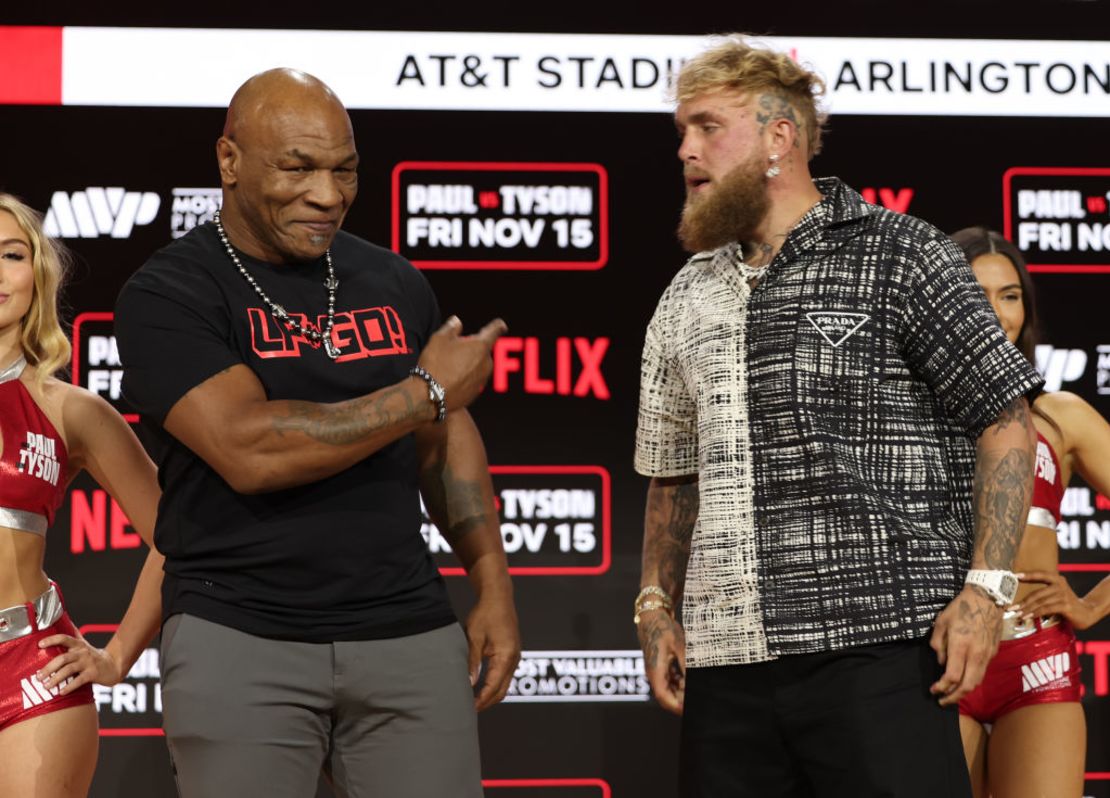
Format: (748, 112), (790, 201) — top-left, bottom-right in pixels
(1027, 506), (1058, 530)
(1001, 609), (1060, 641)
(0, 583), (63, 644)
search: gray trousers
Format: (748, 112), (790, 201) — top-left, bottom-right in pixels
(160, 614), (482, 798)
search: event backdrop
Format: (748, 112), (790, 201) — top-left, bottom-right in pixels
(2, 23), (1109, 798)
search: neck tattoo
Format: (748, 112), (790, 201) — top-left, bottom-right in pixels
(738, 204), (815, 282)
(214, 210), (341, 360)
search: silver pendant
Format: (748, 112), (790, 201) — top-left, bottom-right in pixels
(214, 210), (342, 363)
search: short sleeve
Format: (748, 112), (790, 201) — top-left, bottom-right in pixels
(115, 263), (243, 424)
(634, 310), (699, 477)
(898, 234), (1043, 438)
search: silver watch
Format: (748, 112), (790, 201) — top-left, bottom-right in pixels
(964, 569), (1018, 606)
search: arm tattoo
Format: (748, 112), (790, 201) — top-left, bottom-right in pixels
(974, 448), (1032, 569)
(640, 612), (670, 671)
(755, 92), (803, 148)
(989, 396), (1032, 435)
(421, 459), (495, 546)
(272, 384), (419, 445)
(645, 481), (699, 598)
(973, 398), (1035, 569)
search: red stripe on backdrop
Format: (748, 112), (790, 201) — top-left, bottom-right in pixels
(0, 26), (63, 105)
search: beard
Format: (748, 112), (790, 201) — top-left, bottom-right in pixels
(677, 153), (770, 253)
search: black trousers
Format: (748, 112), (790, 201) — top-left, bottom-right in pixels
(680, 636), (972, 798)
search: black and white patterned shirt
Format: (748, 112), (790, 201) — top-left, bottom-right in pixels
(635, 177), (1043, 667)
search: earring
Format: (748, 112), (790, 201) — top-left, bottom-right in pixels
(766, 153), (781, 179)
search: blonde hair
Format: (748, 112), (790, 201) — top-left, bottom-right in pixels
(0, 194), (72, 383)
(673, 35), (828, 158)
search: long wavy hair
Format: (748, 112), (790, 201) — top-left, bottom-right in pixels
(950, 226), (1039, 363)
(951, 225), (1062, 433)
(0, 194), (72, 384)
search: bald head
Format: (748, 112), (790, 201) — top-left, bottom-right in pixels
(224, 68), (348, 141)
(216, 68), (359, 264)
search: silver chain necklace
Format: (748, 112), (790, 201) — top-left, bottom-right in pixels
(214, 210), (341, 360)
(735, 258), (768, 282)
(734, 245), (768, 283)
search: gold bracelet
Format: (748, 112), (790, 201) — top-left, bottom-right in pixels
(634, 585), (673, 612)
(633, 600), (671, 625)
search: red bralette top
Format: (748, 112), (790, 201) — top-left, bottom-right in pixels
(0, 357), (69, 536)
(1028, 431), (1064, 530)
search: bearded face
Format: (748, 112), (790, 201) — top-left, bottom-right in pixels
(677, 148), (770, 254)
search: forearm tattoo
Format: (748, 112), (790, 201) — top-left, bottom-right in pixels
(645, 481), (699, 598)
(421, 459), (494, 546)
(272, 384), (419, 445)
(639, 610), (675, 671)
(973, 397), (1034, 570)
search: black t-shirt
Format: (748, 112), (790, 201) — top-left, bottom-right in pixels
(115, 223), (455, 642)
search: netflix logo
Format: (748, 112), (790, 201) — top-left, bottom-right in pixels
(1078, 638), (1110, 698)
(859, 186), (914, 213)
(70, 489), (141, 554)
(492, 337), (609, 400)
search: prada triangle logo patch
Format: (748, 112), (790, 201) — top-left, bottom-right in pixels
(805, 312), (870, 347)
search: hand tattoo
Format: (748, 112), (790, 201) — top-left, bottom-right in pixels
(953, 594), (1001, 650)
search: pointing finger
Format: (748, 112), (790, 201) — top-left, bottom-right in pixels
(475, 318), (508, 347)
(438, 315), (463, 336)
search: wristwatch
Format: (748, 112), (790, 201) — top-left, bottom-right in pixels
(964, 569), (1019, 606)
(409, 365), (447, 423)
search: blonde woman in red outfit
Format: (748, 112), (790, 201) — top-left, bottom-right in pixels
(954, 226), (1110, 798)
(0, 193), (163, 797)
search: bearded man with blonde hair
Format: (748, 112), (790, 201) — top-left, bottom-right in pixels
(633, 35), (1043, 796)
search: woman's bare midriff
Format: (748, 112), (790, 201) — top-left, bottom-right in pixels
(1012, 524), (1060, 605)
(0, 526), (50, 607)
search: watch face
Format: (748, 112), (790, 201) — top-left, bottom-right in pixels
(1000, 573), (1018, 600)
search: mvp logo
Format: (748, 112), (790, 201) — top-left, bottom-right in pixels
(805, 312), (869, 347)
(1035, 345), (1087, 392)
(1021, 652), (1071, 692)
(21, 674), (70, 709)
(44, 188), (160, 239)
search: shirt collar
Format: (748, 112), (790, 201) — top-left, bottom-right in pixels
(775, 176), (875, 264)
(703, 176), (876, 293)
